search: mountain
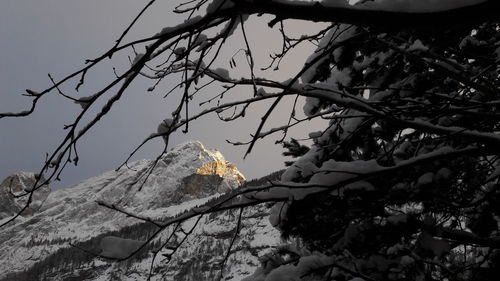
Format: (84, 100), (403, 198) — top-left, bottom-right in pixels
(0, 141), (280, 281)
(0, 171), (50, 220)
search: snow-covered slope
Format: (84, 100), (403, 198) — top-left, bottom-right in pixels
(0, 141), (280, 281)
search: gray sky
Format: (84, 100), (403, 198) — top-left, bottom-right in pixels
(0, 0), (326, 188)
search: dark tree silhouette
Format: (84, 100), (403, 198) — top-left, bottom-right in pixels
(1, 0), (499, 280)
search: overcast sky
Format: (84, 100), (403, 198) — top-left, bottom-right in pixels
(0, 0), (326, 189)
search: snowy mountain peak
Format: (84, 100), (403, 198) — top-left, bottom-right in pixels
(159, 140), (245, 184)
(43, 141), (245, 212)
(1, 171), (40, 193)
(116, 140), (246, 208)
(0, 171), (49, 220)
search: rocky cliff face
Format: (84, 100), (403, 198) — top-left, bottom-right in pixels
(0, 141), (279, 281)
(196, 159), (246, 184)
(0, 172), (50, 220)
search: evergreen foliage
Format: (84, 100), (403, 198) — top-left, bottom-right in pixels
(267, 18), (500, 281)
(282, 139), (310, 166)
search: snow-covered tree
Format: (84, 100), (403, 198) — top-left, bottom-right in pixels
(1, 0), (499, 280)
